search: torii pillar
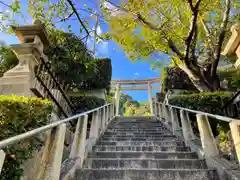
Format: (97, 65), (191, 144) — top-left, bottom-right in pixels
(114, 83), (121, 116)
(148, 82), (154, 115)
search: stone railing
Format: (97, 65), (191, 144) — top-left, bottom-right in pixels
(0, 103), (115, 180)
(152, 101), (240, 168)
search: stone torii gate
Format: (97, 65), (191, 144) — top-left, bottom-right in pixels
(111, 77), (161, 115)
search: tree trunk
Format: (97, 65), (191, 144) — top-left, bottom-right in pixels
(179, 63), (221, 92)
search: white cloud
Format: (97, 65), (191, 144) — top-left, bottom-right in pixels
(95, 41), (109, 57)
(102, 1), (125, 16)
(96, 25), (102, 35)
(134, 72), (140, 77)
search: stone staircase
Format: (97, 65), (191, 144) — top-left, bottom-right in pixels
(75, 118), (218, 180)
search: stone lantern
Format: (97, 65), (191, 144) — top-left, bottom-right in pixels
(222, 22), (240, 69)
(0, 20), (50, 96)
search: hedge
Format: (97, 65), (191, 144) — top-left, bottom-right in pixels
(169, 91), (233, 136)
(70, 96), (106, 114)
(75, 58), (112, 91)
(156, 92), (166, 102)
(0, 95), (52, 180)
(162, 67), (197, 91)
(169, 91), (233, 115)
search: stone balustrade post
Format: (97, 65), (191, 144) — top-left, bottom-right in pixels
(155, 103), (159, 116)
(95, 110), (101, 138)
(170, 107), (180, 135)
(229, 120), (240, 165)
(163, 105), (170, 123)
(186, 111), (195, 138)
(102, 107), (106, 133)
(153, 102), (156, 115)
(159, 104), (163, 118)
(37, 123), (66, 180)
(75, 115), (88, 169)
(180, 110), (194, 145)
(89, 112), (98, 139)
(0, 150), (5, 174)
(196, 114), (219, 157)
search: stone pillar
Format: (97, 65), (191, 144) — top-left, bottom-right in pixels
(180, 110), (194, 145)
(76, 115), (88, 168)
(0, 21), (50, 96)
(222, 23), (240, 68)
(155, 103), (159, 116)
(0, 150), (5, 174)
(185, 111), (195, 138)
(89, 112), (98, 139)
(159, 104), (163, 118)
(163, 105), (171, 123)
(229, 120), (240, 165)
(170, 107), (180, 134)
(37, 123), (66, 180)
(196, 114), (219, 157)
(114, 84), (120, 116)
(148, 83), (153, 115)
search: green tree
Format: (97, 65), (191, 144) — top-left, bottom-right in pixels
(0, 0), (104, 51)
(0, 43), (18, 77)
(102, 0), (240, 92)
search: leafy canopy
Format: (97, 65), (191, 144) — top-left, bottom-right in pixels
(103, 0), (240, 64)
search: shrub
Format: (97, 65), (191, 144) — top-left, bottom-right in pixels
(156, 92), (166, 102)
(169, 91), (232, 136)
(70, 96), (106, 114)
(162, 67), (197, 91)
(76, 58), (112, 91)
(0, 95), (52, 180)
(169, 91), (233, 115)
(218, 67), (240, 90)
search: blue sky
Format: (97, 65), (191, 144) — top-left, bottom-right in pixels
(0, 0), (169, 101)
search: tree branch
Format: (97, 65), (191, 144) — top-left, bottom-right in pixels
(185, 0), (202, 60)
(0, 1), (11, 8)
(56, 12), (74, 23)
(187, 0), (194, 11)
(167, 40), (185, 59)
(190, 25), (198, 62)
(211, 0), (231, 76)
(104, 0), (184, 59)
(199, 17), (213, 46)
(66, 0), (90, 36)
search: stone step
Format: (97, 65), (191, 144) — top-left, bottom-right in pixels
(103, 132), (172, 136)
(107, 125), (165, 129)
(102, 134), (176, 138)
(92, 145), (191, 152)
(109, 122), (163, 124)
(109, 122), (165, 125)
(97, 140), (185, 146)
(84, 158), (207, 169)
(102, 135), (174, 139)
(88, 151), (198, 159)
(101, 136), (177, 141)
(75, 169), (218, 180)
(111, 120), (158, 122)
(106, 128), (169, 132)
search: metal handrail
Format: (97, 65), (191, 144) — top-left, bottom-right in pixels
(154, 101), (238, 123)
(0, 103), (112, 149)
